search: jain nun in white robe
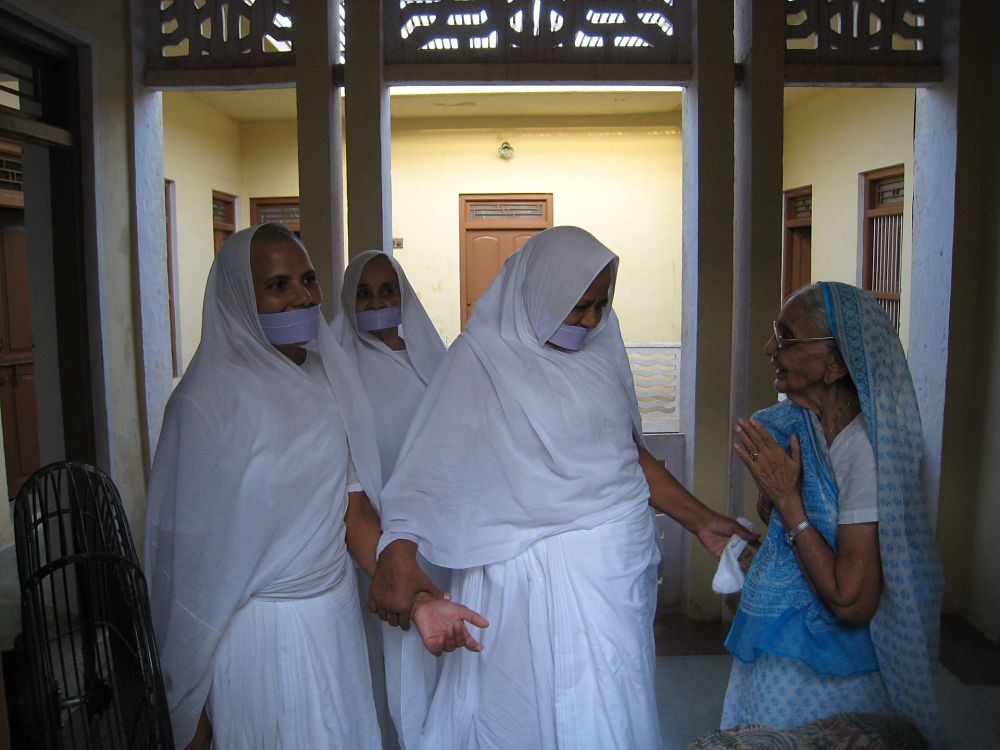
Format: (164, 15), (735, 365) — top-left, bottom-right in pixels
(333, 250), (448, 749)
(144, 226), (385, 749)
(377, 227), (665, 749)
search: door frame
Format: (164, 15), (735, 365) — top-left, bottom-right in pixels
(458, 193), (553, 327)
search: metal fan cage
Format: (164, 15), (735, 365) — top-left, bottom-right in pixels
(12, 461), (173, 749)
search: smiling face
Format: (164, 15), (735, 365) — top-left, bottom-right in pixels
(765, 298), (846, 402)
(250, 237), (322, 315)
(355, 255), (401, 313)
(562, 265), (612, 329)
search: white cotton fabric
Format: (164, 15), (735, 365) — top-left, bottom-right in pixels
(378, 226), (650, 568)
(208, 581), (381, 749)
(414, 502), (661, 750)
(333, 250), (449, 750)
(712, 517), (756, 595)
(144, 225), (384, 748)
(377, 226), (661, 748)
(332, 249), (446, 482)
(829, 414), (879, 524)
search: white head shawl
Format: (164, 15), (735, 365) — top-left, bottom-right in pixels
(331, 250), (446, 479)
(143, 226), (382, 746)
(377, 226), (649, 568)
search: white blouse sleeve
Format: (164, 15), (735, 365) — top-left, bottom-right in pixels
(829, 415), (879, 525)
(346, 452), (363, 495)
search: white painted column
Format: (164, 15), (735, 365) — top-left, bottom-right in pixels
(730, 0), (785, 518)
(911, 0), (999, 636)
(128, 1), (172, 468)
(681, 0), (736, 618)
(296, 0), (345, 307)
(344, 0), (392, 259)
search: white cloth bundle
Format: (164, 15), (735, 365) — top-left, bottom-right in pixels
(712, 516), (756, 594)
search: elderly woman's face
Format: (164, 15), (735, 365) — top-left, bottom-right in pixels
(250, 238), (322, 314)
(765, 299), (838, 397)
(355, 255), (401, 312)
(563, 265), (611, 329)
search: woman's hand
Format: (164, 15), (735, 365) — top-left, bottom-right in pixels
(733, 419), (804, 521)
(411, 591), (489, 656)
(695, 514), (757, 558)
(369, 540), (444, 629)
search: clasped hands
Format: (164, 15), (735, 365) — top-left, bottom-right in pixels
(733, 418), (803, 521)
(369, 540), (488, 656)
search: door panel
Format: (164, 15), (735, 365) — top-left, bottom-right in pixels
(459, 194), (552, 327)
(464, 230), (536, 322)
(0, 208), (39, 495)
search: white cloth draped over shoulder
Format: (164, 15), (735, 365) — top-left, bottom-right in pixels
(378, 226), (650, 569)
(144, 226), (383, 748)
(376, 226), (661, 748)
(332, 250), (446, 481)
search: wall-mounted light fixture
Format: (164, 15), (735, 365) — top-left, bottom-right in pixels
(497, 141), (514, 159)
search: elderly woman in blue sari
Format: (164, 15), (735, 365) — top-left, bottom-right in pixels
(722, 282), (943, 744)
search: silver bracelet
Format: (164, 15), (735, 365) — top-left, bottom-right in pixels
(784, 518), (811, 546)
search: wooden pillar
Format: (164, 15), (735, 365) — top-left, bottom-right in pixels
(730, 0), (786, 518)
(681, 0), (736, 618)
(295, 0), (345, 308)
(344, 0), (392, 259)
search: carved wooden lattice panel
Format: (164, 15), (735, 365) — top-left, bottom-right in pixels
(785, 0), (940, 65)
(384, 1), (690, 65)
(149, 0), (296, 69)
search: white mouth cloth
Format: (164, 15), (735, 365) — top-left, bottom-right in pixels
(712, 516), (756, 594)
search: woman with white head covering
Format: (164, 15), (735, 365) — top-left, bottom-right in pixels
(144, 224), (485, 750)
(333, 250), (446, 480)
(370, 226), (753, 749)
(333, 251), (448, 749)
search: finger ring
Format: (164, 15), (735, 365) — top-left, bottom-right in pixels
(750, 450), (759, 461)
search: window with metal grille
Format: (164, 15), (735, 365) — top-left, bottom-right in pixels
(782, 186), (812, 302)
(861, 165), (904, 328)
(212, 190), (237, 255)
(251, 197), (300, 234)
(467, 201), (546, 221)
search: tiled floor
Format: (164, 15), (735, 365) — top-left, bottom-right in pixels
(654, 613), (1000, 749)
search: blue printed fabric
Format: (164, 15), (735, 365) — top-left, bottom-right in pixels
(725, 399), (879, 677)
(725, 282), (944, 744)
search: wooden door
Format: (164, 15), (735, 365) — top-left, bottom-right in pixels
(0, 207), (40, 495)
(782, 187), (812, 302)
(459, 194), (553, 327)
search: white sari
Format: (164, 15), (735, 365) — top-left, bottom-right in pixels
(333, 251), (448, 749)
(378, 226), (662, 749)
(144, 226), (384, 749)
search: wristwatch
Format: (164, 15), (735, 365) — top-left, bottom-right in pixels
(784, 518), (811, 546)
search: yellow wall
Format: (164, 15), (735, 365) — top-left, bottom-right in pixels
(240, 118), (301, 226)
(166, 105), (685, 360)
(390, 119), (683, 345)
(783, 88), (916, 342)
(162, 92), (243, 371)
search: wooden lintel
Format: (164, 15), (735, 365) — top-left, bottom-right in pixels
(384, 62), (692, 86)
(144, 66), (296, 90)
(785, 64), (943, 87)
(0, 111), (73, 148)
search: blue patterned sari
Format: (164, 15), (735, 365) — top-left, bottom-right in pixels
(723, 283), (943, 744)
